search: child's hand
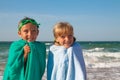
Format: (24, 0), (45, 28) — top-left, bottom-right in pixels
(24, 44), (30, 61)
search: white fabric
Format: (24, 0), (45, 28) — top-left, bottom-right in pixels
(47, 42), (87, 80)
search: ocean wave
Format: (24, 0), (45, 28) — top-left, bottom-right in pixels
(83, 47), (120, 53)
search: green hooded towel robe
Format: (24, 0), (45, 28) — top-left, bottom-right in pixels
(3, 39), (46, 80)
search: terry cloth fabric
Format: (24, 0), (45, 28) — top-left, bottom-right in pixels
(47, 42), (87, 80)
(3, 39), (46, 80)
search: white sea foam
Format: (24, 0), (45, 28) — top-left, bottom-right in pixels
(83, 52), (120, 68)
(83, 47), (105, 52)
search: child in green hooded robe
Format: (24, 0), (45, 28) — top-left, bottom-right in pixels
(3, 17), (46, 80)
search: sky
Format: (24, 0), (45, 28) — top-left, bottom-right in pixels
(0, 0), (120, 41)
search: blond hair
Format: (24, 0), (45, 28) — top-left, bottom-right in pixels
(53, 22), (74, 44)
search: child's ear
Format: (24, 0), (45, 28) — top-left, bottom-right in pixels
(55, 38), (59, 43)
(18, 31), (21, 37)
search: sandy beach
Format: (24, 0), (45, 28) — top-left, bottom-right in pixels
(1, 67), (120, 80)
(1, 53), (120, 80)
(87, 67), (120, 80)
(84, 52), (120, 80)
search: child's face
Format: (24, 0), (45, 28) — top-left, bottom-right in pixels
(56, 34), (74, 48)
(18, 23), (39, 42)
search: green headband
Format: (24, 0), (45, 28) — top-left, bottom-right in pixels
(18, 19), (40, 31)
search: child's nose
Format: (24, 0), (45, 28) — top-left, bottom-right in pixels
(65, 36), (69, 41)
(28, 31), (32, 36)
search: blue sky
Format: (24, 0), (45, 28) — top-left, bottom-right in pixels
(0, 0), (120, 41)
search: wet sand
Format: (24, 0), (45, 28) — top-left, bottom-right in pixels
(41, 67), (120, 80)
(85, 53), (120, 80)
(87, 67), (120, 80)
(1, 66), (120, 80)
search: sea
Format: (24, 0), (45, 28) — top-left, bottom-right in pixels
(0, 41), (120, 79)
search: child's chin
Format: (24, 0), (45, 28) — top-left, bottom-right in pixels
(64, 45), (71, 48)
(27, 40), (34, 42)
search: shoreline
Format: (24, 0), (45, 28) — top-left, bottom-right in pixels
(1, 67), (120, 80)
(1, 53), (120, 80)
(87, 67), (120, 80)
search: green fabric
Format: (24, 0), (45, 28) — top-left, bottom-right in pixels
(3, 39), (46, 80)
(18, 19), (40, 31)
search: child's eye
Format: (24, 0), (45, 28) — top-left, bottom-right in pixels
(32, 30), (36, 32)
(23, 30), (28, 33)
(68, 35), (73, 37)
(61, 36), (65, 38)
